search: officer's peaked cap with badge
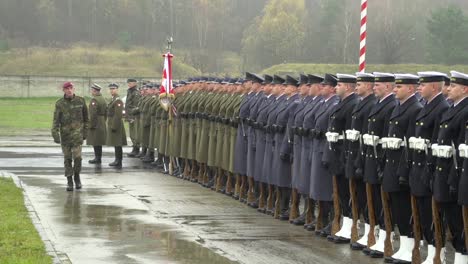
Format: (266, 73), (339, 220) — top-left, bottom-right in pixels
(417, 71), (447, 83)
(298, 74), (309, 85)
(373, 72), (395, 83)
(285, 75), (299, 86)
(395, 73), (419, 85)
(336, 73), (357, 84)
(91, 83), (102, 91)
(450, 71), (468, 86)
(355, 72), (375, 83)
(272, 75), (286, 85)
(321, 73), (338, 87)
(262, 74), (273, 84)
(108, 82), (119, 89)
(307, 74), (324, 84)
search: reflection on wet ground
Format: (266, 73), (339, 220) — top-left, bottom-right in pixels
(0, 138), (404, 263)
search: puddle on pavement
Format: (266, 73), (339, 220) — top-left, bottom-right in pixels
(20, 176), (238, 264)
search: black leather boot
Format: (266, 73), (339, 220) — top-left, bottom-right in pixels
(89, 146), (102, 164)
(74, 173), (82, 189)
(66, 176), (74, 191)
(109, 147), (122, 167)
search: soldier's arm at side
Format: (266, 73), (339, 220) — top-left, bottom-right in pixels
(89, 99), (98, 129)
(82, 98), (89, 139)
(112, 100), (124, 132)
(51, 102), (61, 143)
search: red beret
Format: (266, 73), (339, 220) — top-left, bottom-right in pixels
(63, 82), (74, 89)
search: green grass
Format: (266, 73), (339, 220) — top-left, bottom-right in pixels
(0, 97), (56, 135)
(262, 63), (468, 75)
(0, 45), (200, 77)
(0, 97), (130, 136)
(0, 177), (52, 264)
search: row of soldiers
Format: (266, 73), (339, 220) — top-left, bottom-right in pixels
(124, 71), (468, 264)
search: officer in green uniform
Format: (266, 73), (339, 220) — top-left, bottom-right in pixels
(125, 78), (141, 157)
(52, 81), (89, 191)
(87, 83), (107, 164)
(106, 83), (127, 167)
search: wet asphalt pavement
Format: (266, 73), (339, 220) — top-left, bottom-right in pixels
(0, 136), (393, 264)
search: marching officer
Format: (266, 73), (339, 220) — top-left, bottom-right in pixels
(106, 83), (127, 167)
(87, 83), (107, 164)
(52, 81), (89, 191)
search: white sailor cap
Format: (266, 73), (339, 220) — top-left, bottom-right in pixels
(355, 72), (375, 82)
(395, 74), (419, 85)
(417, 71), (447, 83)
(336, 73), (356, 83)
(373, 72), (395, 82)
(450, 71), (468, 86)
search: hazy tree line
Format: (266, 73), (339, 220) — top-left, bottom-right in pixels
(0, 0), (467, 73)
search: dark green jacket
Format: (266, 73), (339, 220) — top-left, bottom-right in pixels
(52, 95), (89, 146)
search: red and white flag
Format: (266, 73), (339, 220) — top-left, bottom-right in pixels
(159, 52), (174, 97)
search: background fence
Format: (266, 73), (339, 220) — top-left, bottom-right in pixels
(0, 75), (161, 97)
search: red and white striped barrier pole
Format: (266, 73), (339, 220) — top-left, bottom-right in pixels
(359, 0), (367, 72)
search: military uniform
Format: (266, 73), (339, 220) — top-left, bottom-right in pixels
(87, 84), (107, 164)
(106, 83), (127, 167)
(433, 92), (468, 257)
(52, 82), (89, 191)
(409, 88), (448, 259)
(325, 75), (360, 243)
(125, 79), (141, 156)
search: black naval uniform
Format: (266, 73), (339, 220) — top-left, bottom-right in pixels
(325, 93), (360, 220)
(409, 93), (449, 246)
(382, 95), (422, 237)
(346, 94), (377, 223)
(433, 97), (468, 253)
(363, 94), (397, 228)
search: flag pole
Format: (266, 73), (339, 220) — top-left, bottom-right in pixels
(359, 0), (367, 72)
(163, 37), (174, 175)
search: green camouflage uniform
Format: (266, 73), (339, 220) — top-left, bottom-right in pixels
(125, 86), (141, 146)
(52, 95), (89, 177)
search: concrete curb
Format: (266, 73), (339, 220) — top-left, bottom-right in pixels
(0, 170), (71, 264)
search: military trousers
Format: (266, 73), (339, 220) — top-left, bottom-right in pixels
(336, 174), (351, 218)
(415, 196), (434, 245)
(389, 190), (412, 236)
(129, 122), (139, 147)
(439, 201), (465, 253)
(61, 145), (82, 177)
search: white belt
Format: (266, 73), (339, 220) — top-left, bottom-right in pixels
(459, 143), (468, 158)
(431, 144), (453, 158)
(345, 129), (360, 142)
(363, 134), (381, 147)
(326, 132), (344, 143)
(381, 137), (404, 150)
(408, 137), (429, 151)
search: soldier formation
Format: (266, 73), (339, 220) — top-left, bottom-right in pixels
(52, 71), (468, 264)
